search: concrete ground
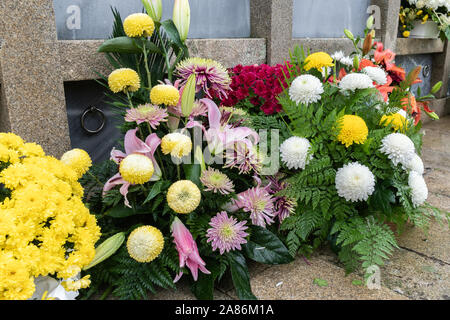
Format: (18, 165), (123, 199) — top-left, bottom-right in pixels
(121, 117), (450, 300)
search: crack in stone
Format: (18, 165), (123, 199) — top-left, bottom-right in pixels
(399, 246), (450, 266)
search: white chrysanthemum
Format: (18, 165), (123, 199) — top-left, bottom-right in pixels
(280, 136), (312, 170)
(408, 171), (428, 207)
(363, 66), (387, 85)
(340, 56), (354, 66)
(289, 75), (324, 105)
(404, 153), (425, 175)
(331, 51), (345, 61)
(335, 162), (376, 202)
(380, 133), (416, 166)
(397, 109), (408, 118)
(339, 73), (375, 91)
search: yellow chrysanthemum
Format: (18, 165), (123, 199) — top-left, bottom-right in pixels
(304, 52), (334, 71)
(337, 115), (369, 148)
(108, 68), (141, 93)
(61, 275), (91, 292)
(123, 13), (155, 38)
(150, 84), (180, 106)
(167, 180), (201, 214)
(161, 132), (192, 158)
(119, 154), (154, 184)
(380, 113), (408, 132)
(403, 30), (410, 38)
(60, 148), (92, 179)
(127, 226), (164, 263)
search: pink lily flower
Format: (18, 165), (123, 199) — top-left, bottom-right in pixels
(171, 217), (210, 282)
(186, 98), (259, 154)
(103, 128), (161, 208)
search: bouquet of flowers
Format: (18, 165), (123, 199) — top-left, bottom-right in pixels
(236, 20), (449, 279)
(399, 0), (450, 40)
(82, 0), (292, 300)
(220, 63), (290, 115)
(0, 133), (100, 300)
(330, 20), (442, 125)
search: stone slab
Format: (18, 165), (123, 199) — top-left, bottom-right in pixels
(396, 38), (445, 56)
(381, 247), (450, 299)
(226, 256), (407, 300)
(57, 38), (267, 82)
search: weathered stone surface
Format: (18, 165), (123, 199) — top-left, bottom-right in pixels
(396, 38), (445, 56)
(381, 247), (450, 300)
(226, 256), (407, 300)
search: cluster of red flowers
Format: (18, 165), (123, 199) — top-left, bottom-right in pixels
(221, 64), (290, 115)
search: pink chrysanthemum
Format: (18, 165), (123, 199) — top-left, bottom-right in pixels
(235, 185), (275, 228)
(200, 168), (235, 195)
(206, 211), (249, 255)
(224, 142), (262, 174)
(175, 57), (232, 99)
(125, 104), (168, 129)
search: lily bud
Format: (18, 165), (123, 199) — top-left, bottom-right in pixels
(366, 15), (374, 29)
(425, 111), (439, 120)
(362, 32), (373, 56)
(344, 29), (354, 40)
(173, 0), (190, 42)
(353, 55), (360, 70)
(181, 74), (196, 117)
(142, 0), (163, 22)
(194, 145), (206, 172)
(430, 81), (443, 94)
(83, 232), (125, 270)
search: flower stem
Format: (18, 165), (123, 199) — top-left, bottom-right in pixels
(177, 164), (181, 180)
(158, 28), (172, 82)
(142, 41), (153, 90)
(126, 91), (134, 109)
(100, 285), (113, 300)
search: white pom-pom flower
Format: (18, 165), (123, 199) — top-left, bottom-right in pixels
(408, 171), (428, 207)
(335, 162), (376, 202)
(340, 56), (354, 66)
(331, 51), (345, 61)
(404, 153), (424, 175)
(362, 66), (387, 85)
(289, 75), (324, 105)
(380, 133), (416, 166)
(339, 73), (375, 91)
(280, 136), (312, 170)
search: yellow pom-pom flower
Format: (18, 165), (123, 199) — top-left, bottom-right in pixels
(304, 52), (334, 71)
(380, 113), (408, 132)
(337, 115), (369, 147)
(119, 154), (154, 184)
(61, 148), (92, 179)
(161, 132), (192, 158)
(167, 180), (201, 214)
(150, 84), (180, 106)
(123, 13), (155, 38)
(108, 68), (141, 93)
(403, 30), (410, 38)
(127, 226), (164, 263)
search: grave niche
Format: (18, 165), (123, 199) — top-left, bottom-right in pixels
(292, 0), (371, 38)
(54, 0), (251, 40)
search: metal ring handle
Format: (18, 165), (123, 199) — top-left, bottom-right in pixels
(81, 106), (106, 134)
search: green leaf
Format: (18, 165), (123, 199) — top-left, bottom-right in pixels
(143, 180), (170, 205)
(243, 226), (294, 265)
(313, 278), (329, 287)
(183, 163), (202, 186)
(190, 272), (215, 300)
(227, 252), (257, 300)
(352, 279), (363, 286)
(160, 20), (187, 53)
(98, 37), (141, 54)
(105, 204), (148, 218)
(98, 37), (161, 54)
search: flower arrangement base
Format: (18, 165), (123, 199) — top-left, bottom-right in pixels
(409, 21), (440, 39)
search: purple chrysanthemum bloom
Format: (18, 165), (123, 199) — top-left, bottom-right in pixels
(265, 174), (297, 223)
(175, 57), (232, 99)
(125, 104), (168, 129)
(234, 185), (275, 228)
(206, 211), (249, 255)
(224, 142), (262, 174)
(200, 167), (235, 195)
(274, 197), (296, 223)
